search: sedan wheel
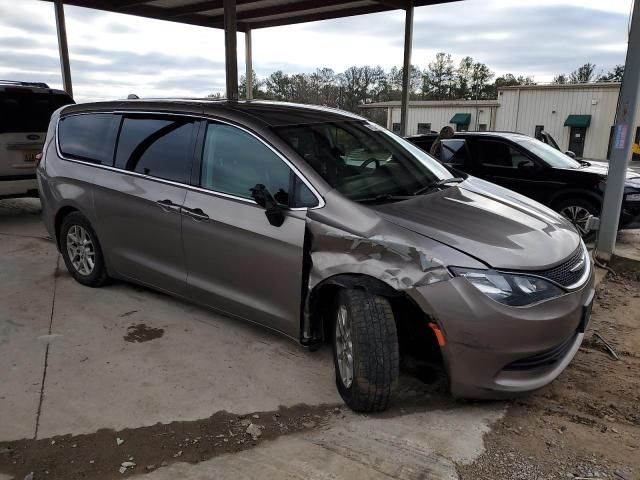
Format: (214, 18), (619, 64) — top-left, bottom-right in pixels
(559, 205), (593, 236)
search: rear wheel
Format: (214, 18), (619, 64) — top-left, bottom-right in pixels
(555, 197), (599, 237)
(332, 289), (399, 412)
(60, 212), (109, 287)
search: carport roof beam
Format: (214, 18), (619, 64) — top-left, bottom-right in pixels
(54, 0), (73, 97)
(41, 0), (460, 32)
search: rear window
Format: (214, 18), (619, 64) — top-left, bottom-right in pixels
(0, 89), (74, 134)
(58, 113), (121, 165)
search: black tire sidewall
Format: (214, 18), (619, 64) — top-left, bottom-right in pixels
(60, 212), (108, 287)
(331, 289), (399, 412)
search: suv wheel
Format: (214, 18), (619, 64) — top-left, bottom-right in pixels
(332, 289), (399, 412)
(555, 197), (599, 236)
(60, 212), (109, 287)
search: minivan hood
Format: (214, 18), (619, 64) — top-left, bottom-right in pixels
(370, 177), (580, 271)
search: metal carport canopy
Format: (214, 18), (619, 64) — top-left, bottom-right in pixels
(43, 0), (459, 135)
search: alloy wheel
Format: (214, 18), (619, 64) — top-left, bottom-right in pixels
(66, 225), (95, 275)
(335, 304), (354, 388)
(560, 205), (592, 236)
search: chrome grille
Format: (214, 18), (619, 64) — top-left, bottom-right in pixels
(532, 247), (586, 287)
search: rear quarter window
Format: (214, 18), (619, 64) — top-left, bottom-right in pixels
(58, 113), (120, 165)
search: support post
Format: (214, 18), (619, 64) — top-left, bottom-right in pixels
(399, 1), (413, 137)
(595, 0), (640, 260)
(223, 0), (238, 100)
(54, 0), (73, 97)
(245, 25), (253, 100)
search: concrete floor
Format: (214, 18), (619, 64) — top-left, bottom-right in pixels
(0, 198), (506, 479)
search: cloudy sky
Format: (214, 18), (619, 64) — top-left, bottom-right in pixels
(0, 0), (632, 102)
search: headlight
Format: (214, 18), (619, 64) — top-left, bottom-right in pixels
(626, 193), (640, 202)
(450, 267), (564, 306)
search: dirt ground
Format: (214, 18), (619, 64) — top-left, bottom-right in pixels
(0, 404), (343, 480)
(2, 271), (638, 480)
(458, 273), (640, 480)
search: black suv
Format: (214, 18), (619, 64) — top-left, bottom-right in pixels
(407, 131), (640, 235)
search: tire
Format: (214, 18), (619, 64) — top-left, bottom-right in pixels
(554, 197), (600, 237)
(59, 212), (109, 287)
(332, 289), (399, 412)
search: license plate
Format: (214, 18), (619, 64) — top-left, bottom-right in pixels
(24, 151), (38, 162)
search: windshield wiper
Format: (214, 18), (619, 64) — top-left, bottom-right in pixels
(413, 177), (465, 196)
(358, 194), (413, 203)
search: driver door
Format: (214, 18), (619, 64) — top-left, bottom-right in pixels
(470, 138), (548, 202)
(181, 121), (318, 338)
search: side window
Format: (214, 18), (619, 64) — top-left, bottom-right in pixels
(417, 123), (432, 134)
(200, 123), (317, 208)
(440, 139), (468, 166)
(58, 113), (120, 165)
(114, 116), (195, 183)
(477, 140), (533, 169)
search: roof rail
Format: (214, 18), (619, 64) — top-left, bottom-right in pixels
(0, 80), (50, 88)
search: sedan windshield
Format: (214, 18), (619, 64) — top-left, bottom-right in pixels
(275, 121), (453, 202)
(516, 138), (582, 169)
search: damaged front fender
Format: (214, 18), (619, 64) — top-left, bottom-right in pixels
(300, 205), (486, 343)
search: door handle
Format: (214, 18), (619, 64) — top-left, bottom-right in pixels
(156, 199), (181, 213)
(182, 206), (209, 222)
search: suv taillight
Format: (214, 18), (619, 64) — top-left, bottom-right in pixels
(35, 152), (43, 166)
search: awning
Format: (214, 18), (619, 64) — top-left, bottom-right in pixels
(564, 115), (592, 128)
(450, 113), (471, 125)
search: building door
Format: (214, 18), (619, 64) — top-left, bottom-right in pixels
(569, 127), (586, 158)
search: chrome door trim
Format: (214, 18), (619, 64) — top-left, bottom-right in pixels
(55, 110), (325, 211)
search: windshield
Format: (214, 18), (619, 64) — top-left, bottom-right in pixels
(275, 121), (453, 202)
(516, 138), (582, 169)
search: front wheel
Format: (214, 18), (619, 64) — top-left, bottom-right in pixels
(332, 289), (399, 412)
(555, 197), (599, 237)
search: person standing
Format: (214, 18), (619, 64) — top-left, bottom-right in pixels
(430, 126), (455, 160)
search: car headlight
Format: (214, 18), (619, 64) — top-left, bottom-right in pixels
(450, 267), (564, 306)
(626, 193), (640, 202)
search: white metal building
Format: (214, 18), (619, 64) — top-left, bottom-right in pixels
(364, 82), (640, 161)
(366, 99), (501, 136)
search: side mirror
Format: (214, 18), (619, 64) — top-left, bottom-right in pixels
(250, 184), (285, 227)
(565, 150), (576, 159)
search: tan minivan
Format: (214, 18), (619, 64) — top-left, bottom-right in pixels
(38, 99), (594, 412)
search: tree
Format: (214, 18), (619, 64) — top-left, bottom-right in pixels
(454, 56), (474, 99)
(239, 70), (262, 99)
(470, 61), (494, 99)
(598, 65), (625, 82)
(553, 74), (568, 84)
(569, 63), (596, 83)
(264, 70), (292, 100)
(424, 52), (455, 100)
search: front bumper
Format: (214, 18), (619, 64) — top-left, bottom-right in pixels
(621, 199), (640, 228)
(408, 266), (595, 399)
